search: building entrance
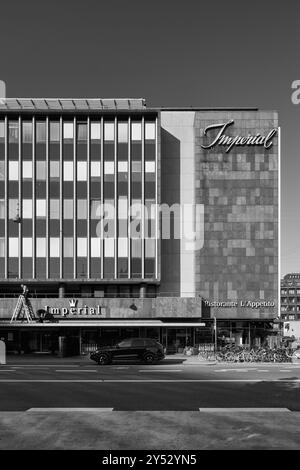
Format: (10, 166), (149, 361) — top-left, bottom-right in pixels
(21, 331), (59, 354)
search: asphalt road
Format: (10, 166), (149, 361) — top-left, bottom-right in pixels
(0, 361), (300, 411)
(0, 360), (300, 449)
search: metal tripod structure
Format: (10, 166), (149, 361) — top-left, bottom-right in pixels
(10, 286), (35, 323)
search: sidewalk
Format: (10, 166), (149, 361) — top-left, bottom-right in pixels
(5, 353), (297, 366)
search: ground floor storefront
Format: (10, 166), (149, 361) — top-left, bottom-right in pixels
(0, 319), (280, 356)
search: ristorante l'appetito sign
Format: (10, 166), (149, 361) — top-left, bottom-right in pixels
(201, 120), (277, 153)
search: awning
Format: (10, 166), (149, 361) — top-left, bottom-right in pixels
(2, 320), (206, 328)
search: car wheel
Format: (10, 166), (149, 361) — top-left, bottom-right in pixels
(97, 354), (110, 365)
(143, 352), (155, 364)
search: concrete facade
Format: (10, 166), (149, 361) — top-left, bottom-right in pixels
(0, 296), (202, 320)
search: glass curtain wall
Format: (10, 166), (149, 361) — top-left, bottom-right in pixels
(0, 115), (157, 281)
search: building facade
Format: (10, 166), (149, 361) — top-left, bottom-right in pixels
(0, 97), (279, 354)
(281, 273), (300, 320)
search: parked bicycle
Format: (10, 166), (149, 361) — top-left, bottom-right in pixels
(215, 345), (293, 363)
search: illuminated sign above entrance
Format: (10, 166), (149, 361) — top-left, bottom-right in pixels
(201, 120), (277, 153)
(45, 299), (105, 318)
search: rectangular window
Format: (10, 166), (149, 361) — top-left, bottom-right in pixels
(50, 122), (60, 142)
(132, 161), (141, 173)
(22, 161), (32, 179)
(9, 161), (19, 180)
(118, 197), (127, 218)
(36, 199), (46, 218)
(36, 121), (46, 143)
(118, 122), (128, 142)
(91, 122), (101, 140)
(22, 238), (32, 257)
(91, 122), (101, 162)
(91, 237), (101, 257)
(22, 200), (32, 219)
(0, 238), (4, 257)
(63, 122), (74, 139)
(9, 199), (18, 220)
(77, 237), (87, 257)
(145, 161), (155, 173)
(36, 238), (46, 257)
(9, 238), (19, 257)
(77, 161), (87, 181)
(64, 237), (73, 257)
(8, 122), (19, 143)
(63, 199), (73, 219)
(145, 122), (156, 140)
(77, 199), (87, 219)
(0, 122), (4, 142)
(77, 123), (87, 141)
(91, 162), (101, 178)
(104, 162), (114, 174)
(104, 122), (115, 141)
(50, 161), (60, 178)
(77, 122), (87, 160)
(22, 122), (33, 143)
(50, 199), (59, 219)
(104, 238), (114, 257)
(63, 162), (73, 180)
(91, 200), (101, 219)
(145, 238), (155, 257)
(132, 239), (142, 257)
(131, 122), (142, 141)
(118, 161), (128, 173)
(0, 161), (4, 180)
(0, 200), (4, 218)
(118, 238), (128, 257)
(50, 238), (60, 257)
(36, 161), (46, 180)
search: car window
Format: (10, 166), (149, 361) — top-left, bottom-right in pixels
(131, 339), (145, 347)
(144, 339), (155, 346)
(118, 340), (132, 348)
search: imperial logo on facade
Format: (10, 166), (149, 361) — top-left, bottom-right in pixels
(44, 299), (105, 317)
(201, 120), (277, 153)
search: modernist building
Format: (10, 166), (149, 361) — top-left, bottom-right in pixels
(0, 95), (279, 354)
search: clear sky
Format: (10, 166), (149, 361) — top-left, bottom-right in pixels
(0, 0), (298, 277)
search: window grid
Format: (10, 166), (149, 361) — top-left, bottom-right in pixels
(1, 115), (158, 281)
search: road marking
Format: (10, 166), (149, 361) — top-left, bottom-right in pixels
(216, 369), (247, 372)
(258, 370), (269, 372)
(26, 407), (114, 412)
(0, 379), (299, 383)
(9, 365), (80, 368)
(199, 408), (291, 412)
(139, 370), (182, 373)
(280, 370), (292, 372)
(55, 370), (97, 373)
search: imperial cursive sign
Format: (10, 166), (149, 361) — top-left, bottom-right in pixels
(201, 120), (277, 153)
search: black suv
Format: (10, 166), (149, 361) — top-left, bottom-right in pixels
(90, 338), (165, 365)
